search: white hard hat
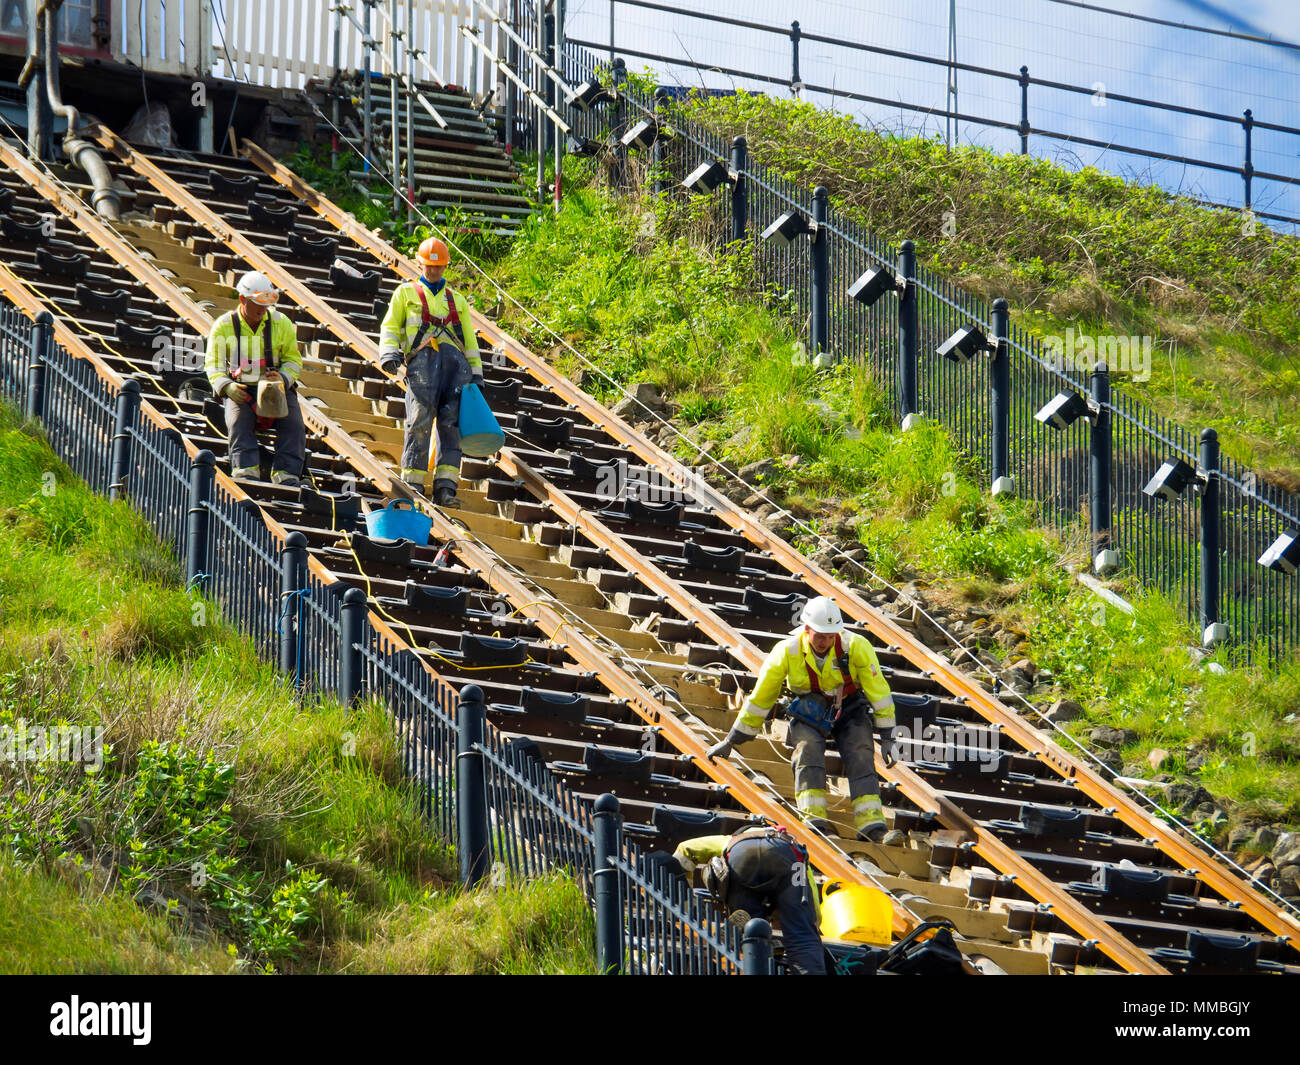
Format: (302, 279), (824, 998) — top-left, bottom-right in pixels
(800, 595), (844, 635)
(235, 270), (278, 306)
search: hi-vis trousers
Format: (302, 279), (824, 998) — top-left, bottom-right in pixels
(790, 706), (885, 833)
(400, 340), (472, 492)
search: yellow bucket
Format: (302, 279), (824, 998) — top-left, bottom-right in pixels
(819, 879), (893, 945)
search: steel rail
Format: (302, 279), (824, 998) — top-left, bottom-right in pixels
(86, 124), (392, 379)
(494, 447), (1169, 969)
(25, 143), (923, 923)
(231, 144), (1178, 970)
(236, 140), (1300, 954)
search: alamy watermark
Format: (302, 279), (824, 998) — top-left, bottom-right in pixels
(0, 719), (104, 771)
(594, 459), (709, 506)
(892, 721), (1001, 772)
(1042, 328), (1152, 382)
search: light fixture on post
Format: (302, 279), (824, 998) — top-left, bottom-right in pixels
(1034, 390), (1093, 431)
(1260, 529), (1300, 575)
(681, 159), (733, 195)
(847, 264), (905, 308)
(936, 323), (993, 365)
(567, 80), (616, 112)
(620, 118), (661, 151)
(566, 135), (600, 157)
(760, 209), (812, 249)
(1142, 458), (1199, 503)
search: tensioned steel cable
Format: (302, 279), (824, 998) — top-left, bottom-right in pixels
(296, 93), (1299, 909)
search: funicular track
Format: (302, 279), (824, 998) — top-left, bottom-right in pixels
(2, 127), (1297, 975)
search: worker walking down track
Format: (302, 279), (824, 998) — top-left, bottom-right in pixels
(378, 236), (482, 506)
(710, 596), (898, 843)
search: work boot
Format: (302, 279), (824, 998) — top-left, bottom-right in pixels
(271, 472), (301, 488)
(856, 824), (887, 845)
(232, 465), (260, 482)
(435, 486), (460, 509)
(805, 817), (837, 836)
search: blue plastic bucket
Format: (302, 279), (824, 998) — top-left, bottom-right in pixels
(365, 499), (432, 545)
(459, 382), (505, 457)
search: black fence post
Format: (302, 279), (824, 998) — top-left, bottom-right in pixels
(811, 185), (829, 359)
(1242, 109), (1254, 213)
(107, 378), (141, 501)
(898, 239), (918, 423)
(1200, 428), (1224, 646)
(593, 792), (623, 974)
(185, 449), (215, 586)
(611, 58), (627, 190)
(26, 310), (52, 420)
(789, 21), (801, 92)
(652, 87), (669, 197)
(278, 531), (307, 676)
(730, 135), (748, 242)
(1018, 66), (1030, 155)
(505, 0), (518, 151)
(457, 684), (491, 888)
(742, 917), (772, 974)
(339, 585), (366, 705)
(990, 298), (1012, 496)
(1089, 368), (1115, 574)
(544, 11), (556, 158)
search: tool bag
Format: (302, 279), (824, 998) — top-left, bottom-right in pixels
(876, 918), (966, 975)
(255, 377), (288, 419)
(228, 311), (285, 428)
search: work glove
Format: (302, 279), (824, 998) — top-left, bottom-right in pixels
(379, 355), (403, 377)
(879, 728), (898, 769)
(708, 728), (748, 761)
(222, 381), (249, 403)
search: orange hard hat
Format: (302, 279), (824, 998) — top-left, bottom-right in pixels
(416, 237), (450, 267)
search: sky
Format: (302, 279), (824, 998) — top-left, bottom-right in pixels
(559, 0), (1300, 228)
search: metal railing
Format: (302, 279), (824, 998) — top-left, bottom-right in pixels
(557, 37), (1300, 661)
(0, 293), (747, 974)
(578, 0), (1300, 228)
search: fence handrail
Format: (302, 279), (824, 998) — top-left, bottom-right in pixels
(605, 0), (1300, 138)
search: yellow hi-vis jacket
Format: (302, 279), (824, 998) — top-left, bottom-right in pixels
(378, 279), (482, 375)
(205, 308), (302, 397)
(732, 628), (895, 739)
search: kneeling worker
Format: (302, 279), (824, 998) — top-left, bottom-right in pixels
(378, 236), (483, 506)
(205, 270), (305, 486)
(674, 825), (825, 975)
(709, 596), (897, 843)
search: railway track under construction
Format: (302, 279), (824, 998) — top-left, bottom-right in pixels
(1, 126), (1297, 976)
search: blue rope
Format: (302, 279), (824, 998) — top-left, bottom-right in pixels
(185, 571), (211, 593)
(276, 587), (311, 692)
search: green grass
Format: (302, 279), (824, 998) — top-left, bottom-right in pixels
(0, 403), (595, 973)
(0, 855), (236, 974)
(683, 92), (1300, 482)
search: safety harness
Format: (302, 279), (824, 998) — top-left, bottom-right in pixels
(227, 310), (282, 430)
(405, 282), (464, 363)
(783, 634), (858, 736)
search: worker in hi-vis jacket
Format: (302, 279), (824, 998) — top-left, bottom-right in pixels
(378, 236), (482, 507)
(709, 596), (897, 843)
(673, 824), (825, 975)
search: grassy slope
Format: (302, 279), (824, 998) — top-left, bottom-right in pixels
(0, 404), (594, 974)
(437, 157), (1299, 864)
(683, 93), (1300, 483)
